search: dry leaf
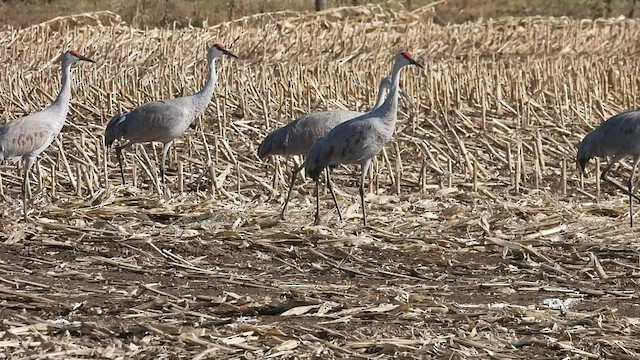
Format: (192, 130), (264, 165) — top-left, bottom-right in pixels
(280, 305), (320, 316)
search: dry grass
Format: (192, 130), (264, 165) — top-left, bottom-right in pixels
(1, 0), (639, 29)
(1, 3), (640, 358)
(0, 0), (426, 29)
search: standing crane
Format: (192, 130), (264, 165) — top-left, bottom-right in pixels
(104, 43), (238, 187)
(577, 110), (640, 227)
(0, 50), (95, 220)
(258, 75), (404, 220)
(305, 51), (423, 226)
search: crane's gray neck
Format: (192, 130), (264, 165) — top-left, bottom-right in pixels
(372, 80), (388, 109)
(190, 57), (218, 117)
(51, 60), (72, 117)
(376, 62), (404, 128)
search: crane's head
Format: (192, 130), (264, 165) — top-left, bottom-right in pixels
(576, 131), (596, 174)
(577, 157), (590, 174)
(397, 51), (424, 69)
(63, 50), (95, 64)
(208, 43), (239, 62)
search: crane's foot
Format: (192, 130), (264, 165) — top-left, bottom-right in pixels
(22, 207), (30, 223)
(279, 202), (289, 221)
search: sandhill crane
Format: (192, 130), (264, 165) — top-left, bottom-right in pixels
(104, 43), (238, 187)
(258, 75), (404, 220)
(0, 50), (94, 220)
(305, 51), (423, 226)
(577, 110), (640, 227)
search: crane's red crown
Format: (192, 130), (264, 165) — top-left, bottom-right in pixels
(400, 51), (413, 60)
(214, 43), (225, 50)
(69, 50), (79, 56)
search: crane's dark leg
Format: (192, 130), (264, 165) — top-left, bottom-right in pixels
(280, 162), (304, 220)
(115, 142), (132, 185)
(359, 159), (372, 227)
(160, 141), (173, 186)
(601, 159), (640, 203)
(22, 156), (35, 221)
(628, 156), (640, 228)
(325, 167), (343, 222)
(26, 163), (32, 199)
(314, 177), (321, 226)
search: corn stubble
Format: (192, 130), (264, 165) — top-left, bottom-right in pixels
(0, 6), (639, 359)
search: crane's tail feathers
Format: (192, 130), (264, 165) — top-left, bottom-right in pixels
(258, 126), (288, 159)
(104, 113), (126, 148)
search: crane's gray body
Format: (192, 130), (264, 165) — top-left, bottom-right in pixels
(258, 110), (363, 158)
(577, 110), (640, 168)
(305, 52), (423, 226)
(104, 44), (236, 186)
(258, 76), (394, 220)
(306, 76), (403, 181)
(0, 109), (65, 162)
(306, 105), (395, 180)
(577, 109), (640, 227)
(104, 95), (208, 149)
(0, 50), (94, 219)
(258, 76), (393, 159)
(0, 53), (81, 162)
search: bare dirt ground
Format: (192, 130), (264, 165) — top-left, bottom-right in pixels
(1, 5), (640, 359)
(1, 176), (639, 358)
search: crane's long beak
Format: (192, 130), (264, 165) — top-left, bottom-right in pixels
(78, 54), (96, 63)
(222, 49), (239, 59)
(410, 58), (424, 69)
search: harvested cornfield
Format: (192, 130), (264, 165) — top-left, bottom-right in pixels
(1, 4), (640, 358)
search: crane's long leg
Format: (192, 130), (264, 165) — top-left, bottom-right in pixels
(628, 156), (640, 228)
(115, 142), (133, 185)
(325, 168), (343, 222)
(22, 156), (35, 221)
(601, 160), (640, 203)
(26, 163), (32, 199)
(160, 141), (173, 186)
(359, 159), (372, 227)
(280, 163), (304, 220)
(314, 176), (321, 226)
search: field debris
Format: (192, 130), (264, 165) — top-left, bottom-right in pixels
(1, 4), (640, 359)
